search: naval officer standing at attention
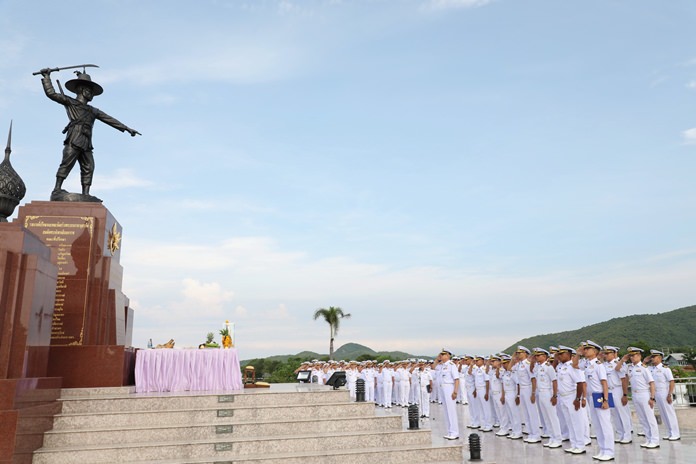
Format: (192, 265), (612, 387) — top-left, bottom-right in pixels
(433, 349), (460, 440)
(648, 350), (680, 441)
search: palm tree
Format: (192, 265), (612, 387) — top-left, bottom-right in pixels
(313, 306), (351, 360)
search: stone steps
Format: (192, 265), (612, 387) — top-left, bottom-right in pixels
(59, 389), (348, 413)
(32, 385), (462, 463)
(42, 415), (403, 446)
(52, 401), (374, 429)
(37, 444), (462, 464)
(32, 429), (435, 464)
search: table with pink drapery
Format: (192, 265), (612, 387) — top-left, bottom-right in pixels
(135, 348), (243, 393)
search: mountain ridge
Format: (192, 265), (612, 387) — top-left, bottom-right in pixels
(241, 304), (696, 364)
(504, 304), (696, 353)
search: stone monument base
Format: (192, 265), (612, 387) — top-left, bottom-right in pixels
(47, 345), (136, 388)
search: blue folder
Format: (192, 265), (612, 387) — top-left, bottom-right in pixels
(591, 392), (615, 408)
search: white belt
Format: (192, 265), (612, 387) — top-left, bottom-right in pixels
(633, 389), (649, 393)
(559, 391), (575, 397)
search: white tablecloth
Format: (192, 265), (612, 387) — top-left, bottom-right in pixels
(135, 348), (243, 393)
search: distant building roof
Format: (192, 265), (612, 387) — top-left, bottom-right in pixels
(663, 353), (690, 368)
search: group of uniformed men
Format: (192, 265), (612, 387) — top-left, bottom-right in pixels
(297, 342), (682, 462)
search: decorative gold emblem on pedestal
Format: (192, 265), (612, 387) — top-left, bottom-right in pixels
(108, 223), (121, 254)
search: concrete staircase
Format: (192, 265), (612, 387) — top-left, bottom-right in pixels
(31, 385), (462, 463)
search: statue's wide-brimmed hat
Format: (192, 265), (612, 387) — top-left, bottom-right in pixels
(65, 72), (103, 96)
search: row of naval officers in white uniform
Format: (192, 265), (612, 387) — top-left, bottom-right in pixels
(297, 342), (681, 462)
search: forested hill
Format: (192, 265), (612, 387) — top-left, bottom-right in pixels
(241, 342), (422, 365)
(505, 304), (696, 353)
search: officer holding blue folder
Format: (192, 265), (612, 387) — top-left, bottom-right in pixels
(582, 340), (615, 461)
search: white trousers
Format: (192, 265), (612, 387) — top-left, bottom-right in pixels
(558, 393), (586, 451)
(503, 390), (522, 436)
(633, 391), (659, 445)
(383, 382), (393, 407)
(588, 399), (614, 458)
(399, 380), (409, 406)
(419, 387), (430, 416)
(519, 385), (541, 439)
(366, 380), (375, 402)
(430, 378), (440, 402)
(467, 383), (480, 426)
(655, 389), (680, 439)
(609, 386), (631, 441)
(537, 390), (562, 444)
(474, 387), (492, 428)
(441, 383), (459, 437)
(491, 391), (507, 431)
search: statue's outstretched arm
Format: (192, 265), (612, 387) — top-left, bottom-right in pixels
(95, 109), (140, 137)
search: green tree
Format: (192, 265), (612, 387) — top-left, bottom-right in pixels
(267, 358), (304, 383)
(313, 306), (351, 360)
(683, 348), (696, 371)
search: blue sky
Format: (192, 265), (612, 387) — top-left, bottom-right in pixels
(2, 0), (695, 358)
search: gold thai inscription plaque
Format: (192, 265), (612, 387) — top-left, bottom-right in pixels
(24, 215), (94, 346)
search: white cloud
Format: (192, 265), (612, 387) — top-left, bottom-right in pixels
(181, 278), (234, 311)
(687, 80), (696, 90)
(95, 168), (155, 190)
(264, 303), (292, 320)
(682, 127), (696, 145)
(235, 305), (249, 318)
(64, 168), (154, 192)
(126, 234), (696, 357)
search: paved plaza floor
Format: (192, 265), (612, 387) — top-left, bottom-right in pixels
(376, 400), (696, 464)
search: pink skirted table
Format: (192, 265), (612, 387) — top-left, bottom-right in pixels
(135, 348), (243, 393)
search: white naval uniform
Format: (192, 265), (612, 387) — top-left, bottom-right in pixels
(575, 358), (591, 444)
(501, 368), (522, 437)
(489, 367), (507, 433)
(605, 358), (632, 442)
(410, 368), (420, 404)
(513, 358), (541, 440)
(439, 360), (460, 438)
(464, 365), (480, 427)
(418, 368), (433, 417)
(362, 367), (376, 403)
(381, 367), (395, 408)
(584, 358), (614, 458)
(376, 368), (384, 406)
(399, 367), (410, 406)
(472, 365), (493, 429)
(627, 362), (659, 446)
(554, 362), (569, 440)
(431, 364), (442, 403)
(457, 364), (467, 404)
(556, 360), (586, 452)
(393, 368), (402, 406)
(650, 362), (680, 439)
(533, 362), (562, 446)
(346, 368), (359, 399)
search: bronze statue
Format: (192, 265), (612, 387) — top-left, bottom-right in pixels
(36, 65), (140, 202)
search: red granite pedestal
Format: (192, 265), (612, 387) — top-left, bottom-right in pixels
(16, 201), (135, 389)
(0, 222), (61, 464)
